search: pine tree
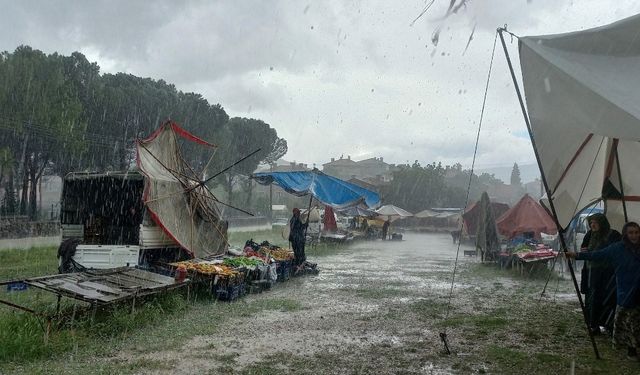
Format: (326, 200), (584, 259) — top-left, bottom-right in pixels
(510, 163), (522, 187)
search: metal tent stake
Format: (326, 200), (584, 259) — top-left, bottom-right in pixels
(439, 332), (451, 355)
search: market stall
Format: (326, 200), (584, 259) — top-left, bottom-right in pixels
(253, 168), (380, 250)
(499, 243), (558, 276)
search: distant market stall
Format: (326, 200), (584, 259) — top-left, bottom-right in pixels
(253, 169), (381, 243)
(253, 169), (381, 209)
(496, 194), (557, 241)
(462, 200), (509, 240)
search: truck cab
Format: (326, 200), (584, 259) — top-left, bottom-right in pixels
(59, 170), (188, 271)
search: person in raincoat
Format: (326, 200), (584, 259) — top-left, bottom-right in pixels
(567, 222), (640, 360)
(579, 213), (621, 335)
(289, 208), (308, 270)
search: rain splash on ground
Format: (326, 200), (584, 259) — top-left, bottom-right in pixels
(110, 232), (625, 374)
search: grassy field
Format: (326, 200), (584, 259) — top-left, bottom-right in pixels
(0, 228), (339, 370)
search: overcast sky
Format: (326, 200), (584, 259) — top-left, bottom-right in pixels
(1, 0), (639, 178)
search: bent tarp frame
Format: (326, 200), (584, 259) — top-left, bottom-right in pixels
(137, 121), (228, 258)
(252, 169), (381, 209)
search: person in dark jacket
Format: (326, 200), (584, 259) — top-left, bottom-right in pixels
(382, 219), (390, 240)
(289, 208), (308, 270)
(567, 222), (640, 360)
(579, 213), (621, 335)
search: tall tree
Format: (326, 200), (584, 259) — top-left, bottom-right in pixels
(510, 162), (522, 187)
(0, 46), (84, 218)
(216, 117), (286, 208)
(382, 161), (464, 212)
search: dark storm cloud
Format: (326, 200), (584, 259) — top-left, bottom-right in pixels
(1, 0), (639, 170)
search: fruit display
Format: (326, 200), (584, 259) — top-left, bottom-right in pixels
(260, 247), (294, 261)
(169, 261), (239, 277)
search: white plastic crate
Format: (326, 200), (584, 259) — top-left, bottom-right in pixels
(73, 245), (140, 269)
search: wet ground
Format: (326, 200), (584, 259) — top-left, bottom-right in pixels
(125, 233), (469, 373)
(103, 232), (638, 374)
(6, 232), (629, 374)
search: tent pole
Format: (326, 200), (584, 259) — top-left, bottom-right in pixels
(303, 195), (313, 240)
(614, 146), (629, 222)
(497, 27), (600, 359)
(300, 195), (314, 260)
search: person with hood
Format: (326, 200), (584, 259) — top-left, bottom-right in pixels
(289, 208), (308, 271)
(567, 222), (640, 360)
(579, 213), (621, 335)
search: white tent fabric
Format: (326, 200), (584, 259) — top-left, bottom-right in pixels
(414, 209), (459, 219)
(414, 209), (439, 218)
(519, 14), (640, 229)
(376, 204), (413, 222)
(137, 122), (228, 258)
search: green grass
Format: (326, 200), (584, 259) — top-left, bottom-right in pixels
(410, 297), (450, 320)
(0, 246), (59, 280)
(3, 240), (639, 374)
(0, 293), (305, 373)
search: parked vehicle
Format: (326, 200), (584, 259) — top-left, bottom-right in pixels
(59, 122), (228, 271)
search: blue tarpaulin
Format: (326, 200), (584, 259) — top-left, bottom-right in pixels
(252, 170), (380, 209)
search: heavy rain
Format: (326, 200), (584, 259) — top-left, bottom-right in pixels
(1, 1), (640, 374)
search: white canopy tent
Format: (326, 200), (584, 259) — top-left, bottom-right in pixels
(376, 204), (413, 222)
(518, 14), (640, 230)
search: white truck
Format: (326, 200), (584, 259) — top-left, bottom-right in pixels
(59, 171), (185, 271)
(58, 122), (229, 271)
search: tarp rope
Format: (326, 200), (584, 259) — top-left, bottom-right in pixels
(439, 30), (498, 355)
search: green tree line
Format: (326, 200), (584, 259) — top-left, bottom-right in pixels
(381, 161), (509, 213)
(0, 46), (286, 219)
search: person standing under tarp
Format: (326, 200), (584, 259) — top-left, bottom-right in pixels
(382, 219), (390, 240)
(580, 213), (621, 335)
(289, 208), (308, 270)
(567, 222), (640, 360)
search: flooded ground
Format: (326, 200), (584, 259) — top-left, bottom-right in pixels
(103, 232), (635, 374)
(3, 232), (635, 374)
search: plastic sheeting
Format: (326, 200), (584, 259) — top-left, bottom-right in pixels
(253, 170), (380, 209)
(375, 204), (413, 222)
(519, 14), (640, 229)
(463, 200), (509, 236)
(137, 121), (228, 258)
(475, 192), (501, 261)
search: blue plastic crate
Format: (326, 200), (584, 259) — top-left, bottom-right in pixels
(6, 282), (28, 292)
(214, 282), (244, 301)
(276, 260), (292, 282)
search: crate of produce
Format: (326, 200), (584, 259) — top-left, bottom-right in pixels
(276, 260), (292, 282)
(214, 281), (245, 301)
